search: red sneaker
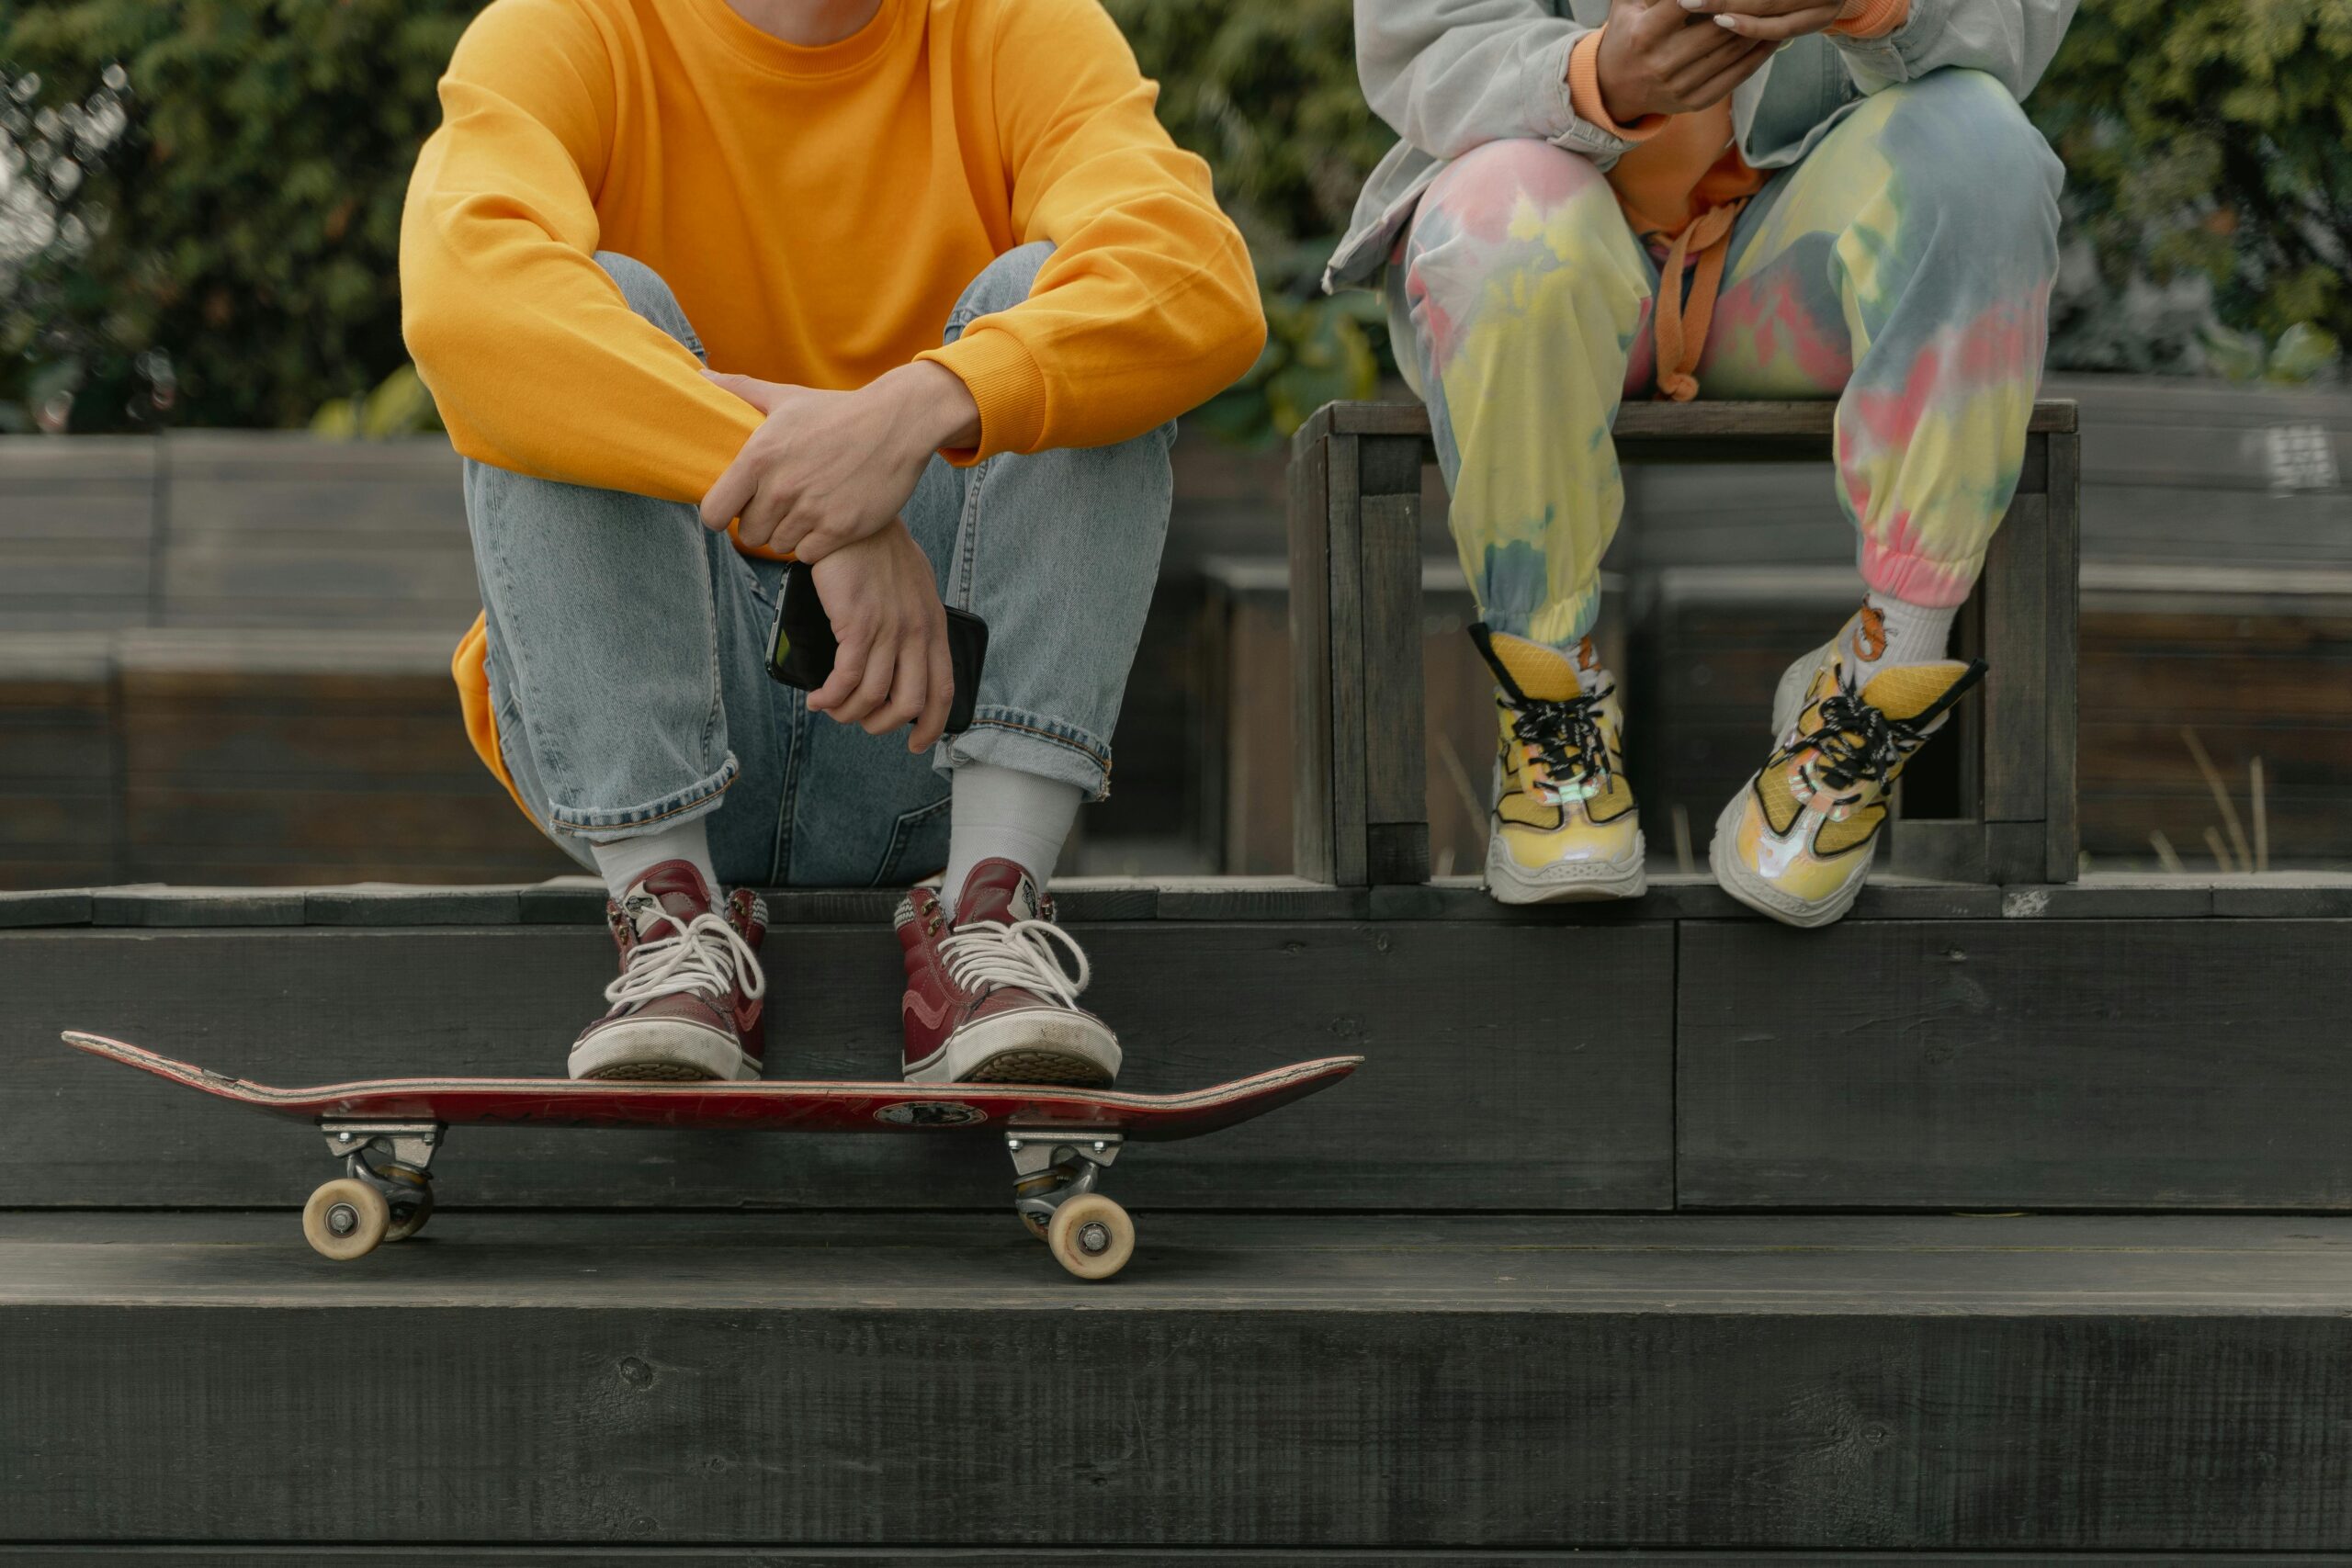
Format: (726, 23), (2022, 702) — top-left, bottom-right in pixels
(896, 858), (1121, 1086)
(569, 861), (767, 1082)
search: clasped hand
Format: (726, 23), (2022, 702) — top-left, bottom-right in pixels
(1595, 0), (1846, 123)
(700, 361), (981, 752)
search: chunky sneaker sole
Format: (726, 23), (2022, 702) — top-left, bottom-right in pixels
(1485, 827), (1648, 904)
(904, 1008), (1122, 1088)
(1706, 787), (1865, 929)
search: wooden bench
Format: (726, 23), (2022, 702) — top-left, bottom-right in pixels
(1288, 399), (2082, 886)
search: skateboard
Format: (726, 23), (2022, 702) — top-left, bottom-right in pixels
(62, 1032), (1362, 1280)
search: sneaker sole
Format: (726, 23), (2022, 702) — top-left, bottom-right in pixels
(569, 1019), (760, 1083)
(1484, 829), (1648, 906)
(905, 1010), (1122, 1089)
(1706, 787), (1867, 931)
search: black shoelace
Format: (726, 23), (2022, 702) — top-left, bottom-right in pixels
(1503, 682), (1613, 796)
(1782, 687), (1928, 800)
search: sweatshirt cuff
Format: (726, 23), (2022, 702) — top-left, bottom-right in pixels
(917, 327), (1048, 467)
(1566, 28), (1669, 142)
(1827, 0), (1911, 39)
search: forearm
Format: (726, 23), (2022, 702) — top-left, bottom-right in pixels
(1357, 0), (1599, 159)
(1833, 0), (2080, 98)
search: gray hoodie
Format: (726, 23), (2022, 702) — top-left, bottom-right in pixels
(1326, 0), (2077, 289)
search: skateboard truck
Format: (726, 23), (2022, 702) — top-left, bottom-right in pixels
(1006, 1129), (1132, 1280)
(305, 1120), (445, 1261)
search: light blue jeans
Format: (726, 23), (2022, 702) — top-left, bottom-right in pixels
(464, 243), (1175, 887)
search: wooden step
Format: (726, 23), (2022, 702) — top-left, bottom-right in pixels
(6, 1213), (2349, 1551)
(4, 879), (2350, 1213)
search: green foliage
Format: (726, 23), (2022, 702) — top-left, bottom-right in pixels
(309, 362), (440, 439)
(6, 0), (2346, 436)
(2035, 0), (2352, 379)
(0, 0), (474, 430)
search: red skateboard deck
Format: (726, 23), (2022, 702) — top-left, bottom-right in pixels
(62, 1032), (1363, 1280)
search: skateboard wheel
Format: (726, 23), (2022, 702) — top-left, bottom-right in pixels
(1046, 1194), (1133, 1281)
(383, 1186), (435, 1244)
(302, 1178), (390, 1261)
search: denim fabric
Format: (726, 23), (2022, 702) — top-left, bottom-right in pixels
(465, 242), (1174, 887)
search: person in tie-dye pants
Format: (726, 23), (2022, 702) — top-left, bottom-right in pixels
(1350, 31), (2065, 923)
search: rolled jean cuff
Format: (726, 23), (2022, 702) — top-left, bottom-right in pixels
(547, 751), (741, 842)
(938, 706), (1112, 802)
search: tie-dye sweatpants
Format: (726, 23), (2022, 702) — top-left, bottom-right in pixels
(1388, 67), (2064, 649)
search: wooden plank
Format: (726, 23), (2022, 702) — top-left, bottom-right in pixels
(1979, 493), (2049, 825)
(8, 1555), (2346, 1567)
(2045, 431), (2082, 882)
(0, 922), (1675, 1211)
(1324, 435), (1369, 886)
(1321, 400), (2079, 440)
(1287, 435), (1335, 882)
(1357, 485), (1427, 882)
(1678, 918), (2352, 1208)
(6, 1213), (2347, 1548)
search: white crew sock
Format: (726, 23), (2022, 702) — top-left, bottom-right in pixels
(940, 762), (1082, 917)
(590, 818), (718, 903)
(1855, 589), (1959, 669)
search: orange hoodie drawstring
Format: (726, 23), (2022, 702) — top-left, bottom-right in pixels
(1647, 196), (1749, 402)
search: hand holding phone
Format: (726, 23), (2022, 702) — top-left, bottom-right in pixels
(764, 523), (988, 749)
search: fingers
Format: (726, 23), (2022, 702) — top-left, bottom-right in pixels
(1708, 3), (1844, 39)
(703, 370), (783, 414)
(910, 615), (955, 753)
(1655, 12), (1764, 77)
(836, 633), (899, 729)
(700, 450), (760, 534)
(1680, 34), (1776, 104)
(807, 626), (870, 716)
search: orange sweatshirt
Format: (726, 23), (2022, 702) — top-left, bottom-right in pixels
(401, 0), (1263, 803)
(1565, 0), (1909, 399)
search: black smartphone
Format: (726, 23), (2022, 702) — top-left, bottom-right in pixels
(765, 562), (988, 736)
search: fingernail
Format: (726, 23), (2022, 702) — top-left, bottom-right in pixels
(1713, 12), (1736, 24)
(1679, 0), (1705, 8)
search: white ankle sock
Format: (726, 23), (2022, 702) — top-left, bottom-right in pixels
(590, 819), (718, 902)
(940, 763), (1081, 917)
(1856, 590), (1958, 669)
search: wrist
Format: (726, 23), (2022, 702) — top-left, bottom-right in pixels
(882, 361), (982, 456)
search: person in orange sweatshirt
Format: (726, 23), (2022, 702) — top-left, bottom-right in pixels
(1333, 0), (2073, 925)
(401, 0), (1262, 1086)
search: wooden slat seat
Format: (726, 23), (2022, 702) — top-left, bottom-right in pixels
(1288, 398), (2082, 886)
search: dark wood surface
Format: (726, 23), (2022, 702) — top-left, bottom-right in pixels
(0, 922), (1675, 1211)
(6, 1213), (2348, 1549)
(9, 1557), (2346, 1567)
(1677, 916), (2352, 1207)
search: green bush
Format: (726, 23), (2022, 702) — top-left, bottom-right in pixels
(2034, 0), (2351, 379)
(4, 0), (2344, 434)
(0, 1), (472, 430)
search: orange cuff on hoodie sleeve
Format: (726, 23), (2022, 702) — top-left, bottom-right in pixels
(1827, 0), (1911, 39)
(1566, 28), (1669, 143)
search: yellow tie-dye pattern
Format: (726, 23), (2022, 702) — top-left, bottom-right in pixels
(1437, 184), (1653, 649)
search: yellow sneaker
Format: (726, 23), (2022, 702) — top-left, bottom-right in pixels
(1711, 614), (1985, 928)
(1468, 625), (1645, 905)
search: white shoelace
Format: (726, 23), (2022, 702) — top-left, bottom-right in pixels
(605, 908), (766, 1011)
(938, 917), (1091, 1008)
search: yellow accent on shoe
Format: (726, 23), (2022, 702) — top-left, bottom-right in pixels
(1477, 633), (1645, 905)
(1711, 632), (1982, 929)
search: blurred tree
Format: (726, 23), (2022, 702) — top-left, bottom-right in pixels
(0, 1), (471, 430)
(4, 0), (2343, 434)
(2032, 0), (2349, 380)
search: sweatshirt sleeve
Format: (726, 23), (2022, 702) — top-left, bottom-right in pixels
(399, 0), (758, 502)
(914, 0), (1266, 463)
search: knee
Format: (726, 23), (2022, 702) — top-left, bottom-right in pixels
(950, 242), (1054, 327)
(1878, 72), (2064, 234)
(594, 252), (703, 356)
(1408, 140), (1626, 310)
